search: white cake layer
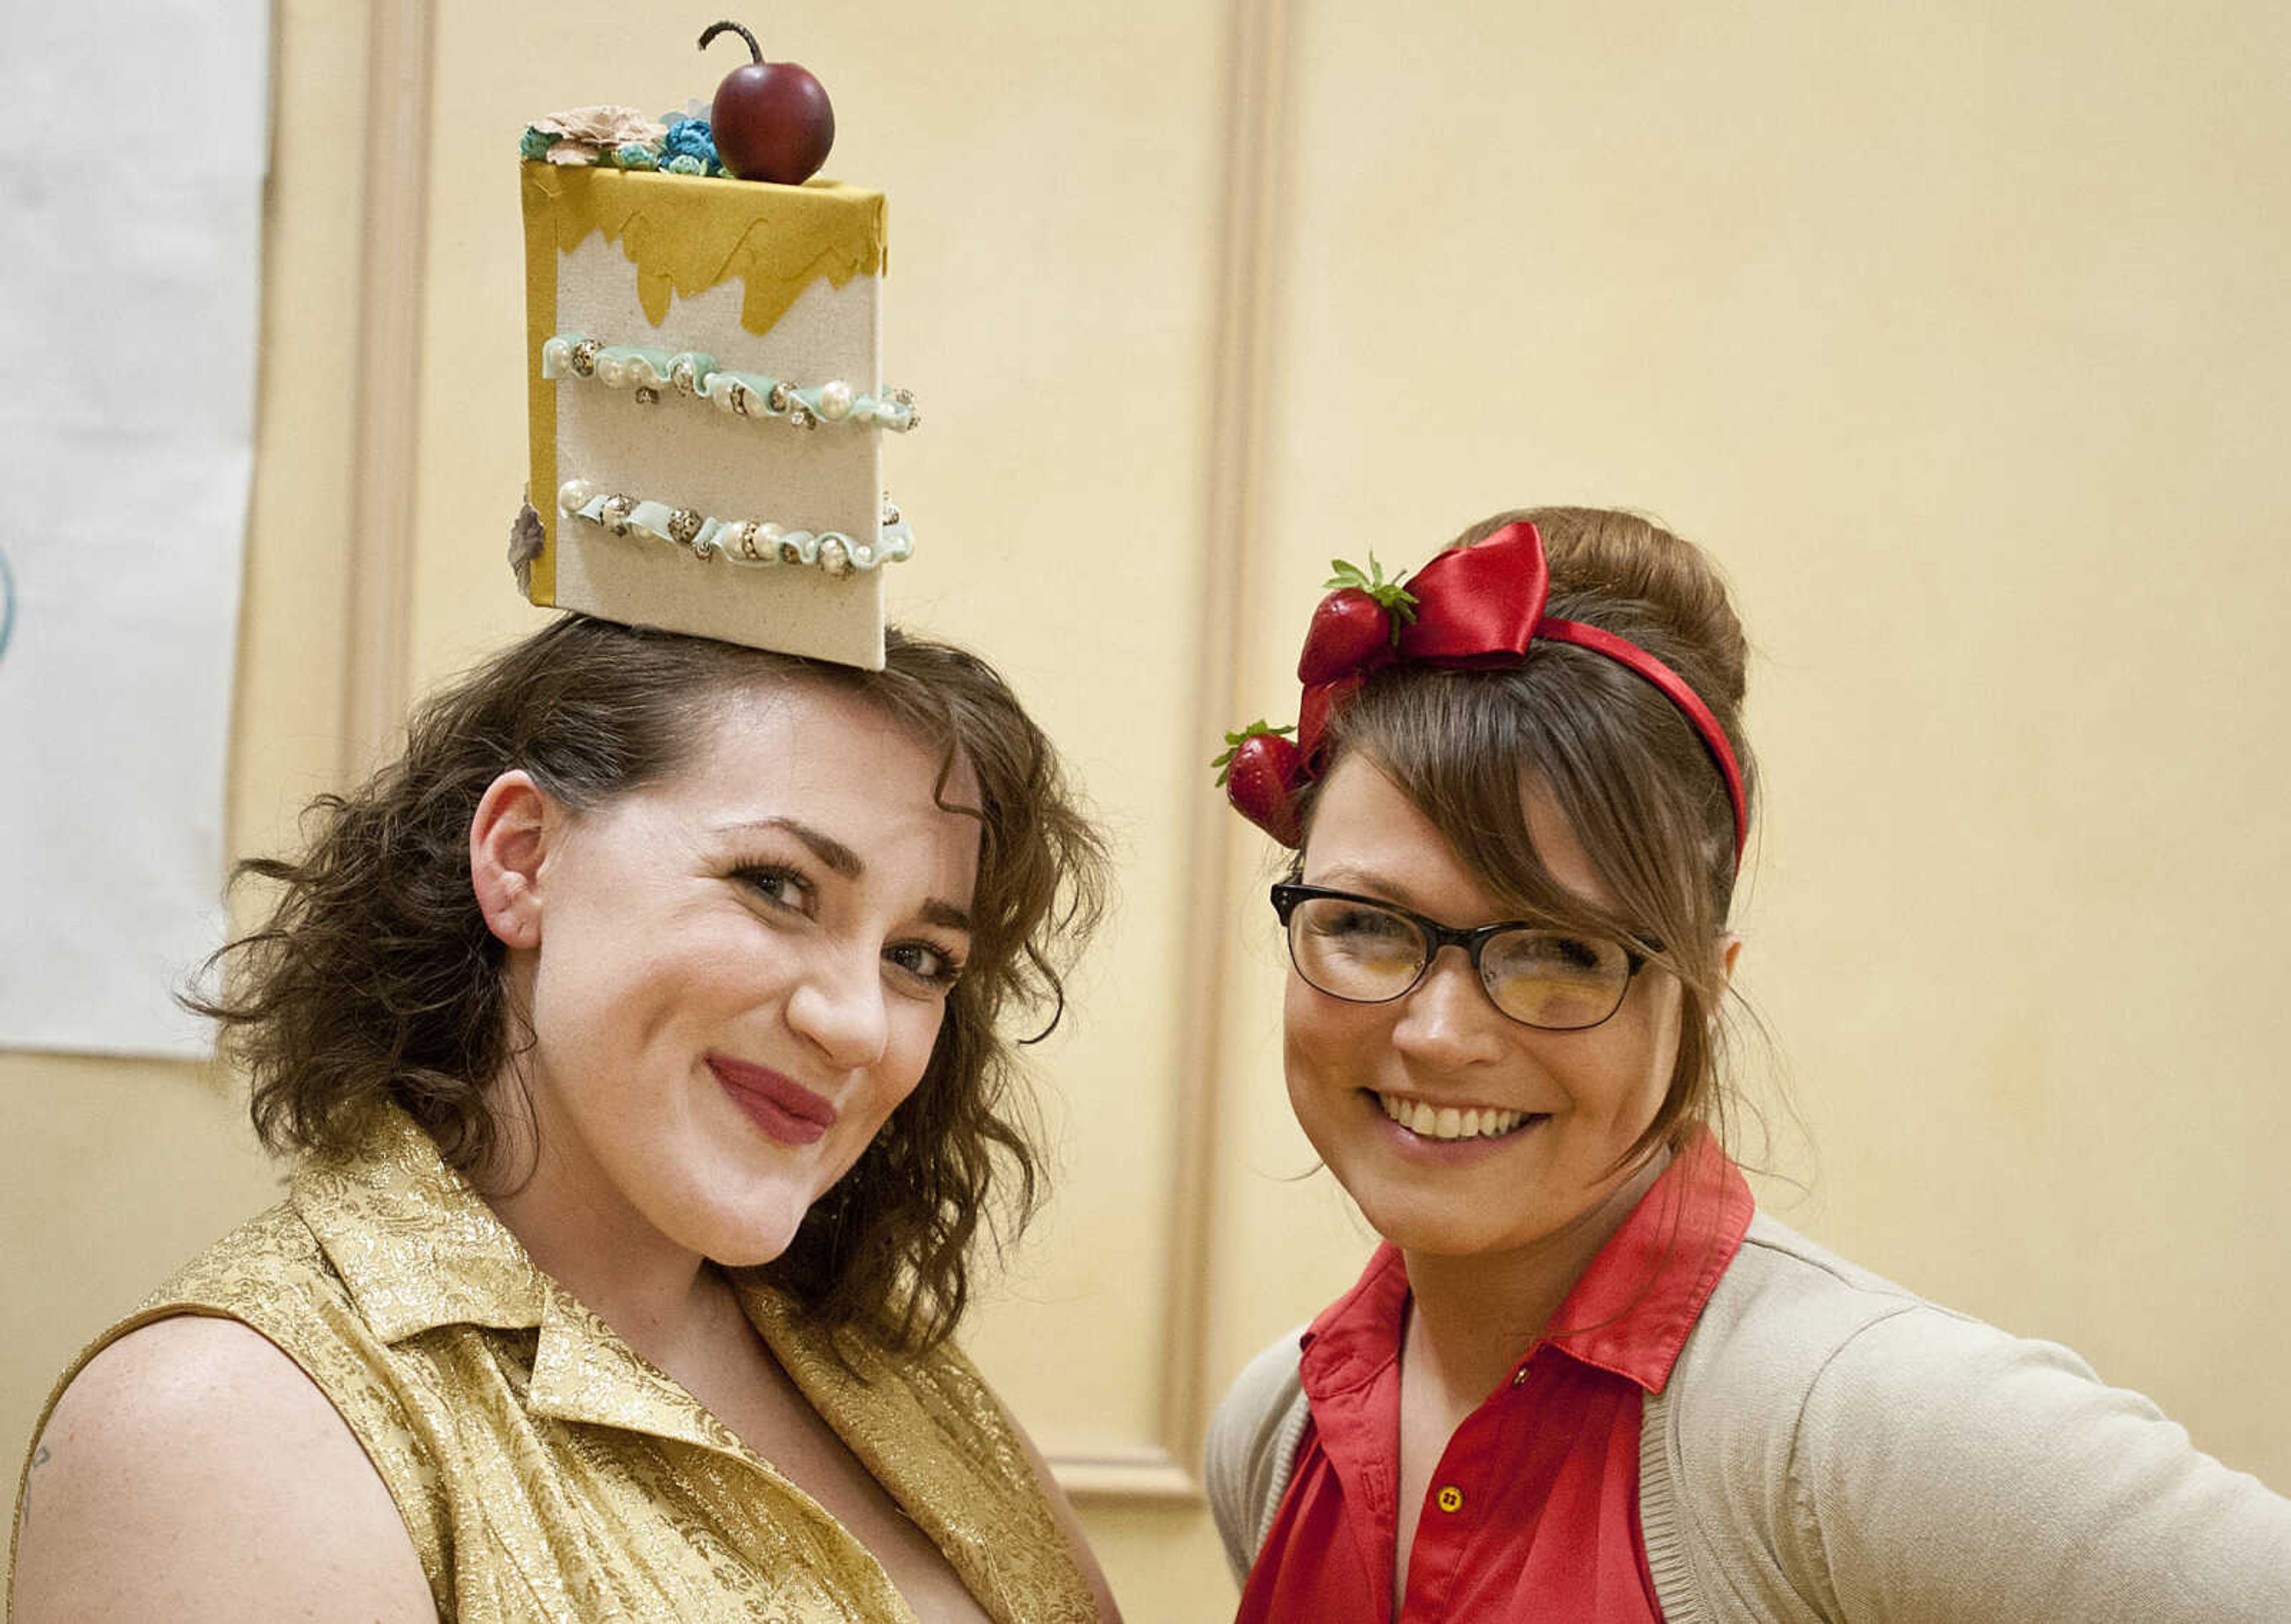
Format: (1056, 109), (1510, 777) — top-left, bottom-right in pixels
(548, 236), (887, 667)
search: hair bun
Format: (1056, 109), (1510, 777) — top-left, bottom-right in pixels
(1453, 507), (1747, 717)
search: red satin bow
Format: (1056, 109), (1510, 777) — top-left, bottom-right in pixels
(1231, 521), (1747, 864)
(1393, 521), (1552, 667)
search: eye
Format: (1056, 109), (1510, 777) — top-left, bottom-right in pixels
(731, 862), (815, 915)
(1542, 934), (1607, 971)
(1298, 898), (1421, 969)
(1310, 904), (1412, 943)
(1490, 930), (1628, 977)
(884, 938), (965, 994)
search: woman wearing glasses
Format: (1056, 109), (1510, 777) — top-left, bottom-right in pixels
(1205, 511), (2291, 1622)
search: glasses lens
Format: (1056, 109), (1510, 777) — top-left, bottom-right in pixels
(1480, 928), (1635, 1029)
(1287, 895), (1426, 1003)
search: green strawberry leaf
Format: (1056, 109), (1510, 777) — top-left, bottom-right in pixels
(1211, 719), (1296, 785)
(1324, 552), (1419, 639)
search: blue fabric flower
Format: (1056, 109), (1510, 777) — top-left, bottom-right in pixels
(663, 154), (706, 176)
(612, 141), (659, 171)
(662, 116), (720, 171)
(518, 126), (552, 160)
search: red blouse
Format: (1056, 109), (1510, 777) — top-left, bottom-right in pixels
(1234, 1131), (1755, 1624)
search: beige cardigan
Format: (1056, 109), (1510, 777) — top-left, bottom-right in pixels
(1208, 1212), (2291, 1622)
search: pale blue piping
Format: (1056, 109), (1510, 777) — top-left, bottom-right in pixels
(540, 334), (919, 432)
(557, 481), (916, 573)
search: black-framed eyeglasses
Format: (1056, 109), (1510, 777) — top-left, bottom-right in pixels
(1270, 883), (1654, 1032)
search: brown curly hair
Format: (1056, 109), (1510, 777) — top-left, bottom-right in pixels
(189, 614), (1106, 1351)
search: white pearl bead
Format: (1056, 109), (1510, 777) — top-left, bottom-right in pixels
(542, 337), (571, 373)
(594, 355), (626, 388)
(817, 381), (854, 421)
(557, 479), (594, 512)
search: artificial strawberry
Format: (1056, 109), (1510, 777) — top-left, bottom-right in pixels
(1295, 673), (1361, 765)
(1212, 721), (1304, 846)
(1296, 555), (1418, 685)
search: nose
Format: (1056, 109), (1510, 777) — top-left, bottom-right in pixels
(1390, 945), (1508, 1067)
(784, 952), (892, 1072)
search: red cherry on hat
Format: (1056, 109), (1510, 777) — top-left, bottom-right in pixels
(700, 20), (835, 185)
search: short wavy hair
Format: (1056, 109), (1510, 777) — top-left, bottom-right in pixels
(190, 615), (1106, 1352)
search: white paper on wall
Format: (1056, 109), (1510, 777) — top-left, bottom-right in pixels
(0, 1), (270, 1055)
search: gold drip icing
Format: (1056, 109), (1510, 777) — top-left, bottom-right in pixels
(521, 162), (886, 335)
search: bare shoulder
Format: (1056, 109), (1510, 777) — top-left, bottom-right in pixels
(12, 1314), (437, 1623)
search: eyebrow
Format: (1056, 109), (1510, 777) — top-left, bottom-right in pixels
(724, 816), (863, 878)
(919, 899), (974, 934)
(1304, 862), (1422, 910)
(718, 816), (974, 936)
(1308, 862), (1632, 941)
(1304, 865), (1533, 931)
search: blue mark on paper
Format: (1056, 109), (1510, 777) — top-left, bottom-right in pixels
(0, 544), (15, 665)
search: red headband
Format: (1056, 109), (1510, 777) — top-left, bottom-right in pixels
(1215, 521), (1748, 863)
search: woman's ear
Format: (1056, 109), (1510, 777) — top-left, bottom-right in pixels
(1716, 932), (1745, 992)
(470, 771), (552, 950)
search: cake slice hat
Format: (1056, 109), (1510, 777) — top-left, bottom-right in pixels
(510, 21), (915, 670)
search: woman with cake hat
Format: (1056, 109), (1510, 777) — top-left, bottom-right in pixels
(10, 35), (1119, 1624)
(1205, 509), (2291, 1620)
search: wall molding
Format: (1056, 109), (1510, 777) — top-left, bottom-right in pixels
(1054, 0), (1290, 1503)
(1052, 1447), (1205, 1503)
(340, 0), (433, 783)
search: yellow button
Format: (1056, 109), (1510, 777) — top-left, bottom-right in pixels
(1435, 1485), (1464, 1514)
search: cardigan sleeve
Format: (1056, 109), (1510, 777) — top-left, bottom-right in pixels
(1787, 1305), (2291, 1623)
(1205, 1327), (1311, 1586)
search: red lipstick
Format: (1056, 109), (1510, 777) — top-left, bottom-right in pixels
(708, 1055), (836, 1147)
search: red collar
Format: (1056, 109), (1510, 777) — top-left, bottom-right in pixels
(1300, 1127), (1753, 1399)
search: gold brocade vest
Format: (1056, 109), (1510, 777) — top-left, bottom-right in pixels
(15, 1108), (1099, 1623)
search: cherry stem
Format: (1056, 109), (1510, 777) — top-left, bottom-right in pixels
(697, 20), (764, 64)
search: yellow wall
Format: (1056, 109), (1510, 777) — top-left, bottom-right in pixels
(8, 4), (2290, 1619)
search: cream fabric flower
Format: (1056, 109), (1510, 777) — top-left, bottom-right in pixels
(531, 104), (668, 164)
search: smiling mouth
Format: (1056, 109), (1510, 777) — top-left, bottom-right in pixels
(709, 1055), (837, 1147)
(1373, 1091), (1545, 1143)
